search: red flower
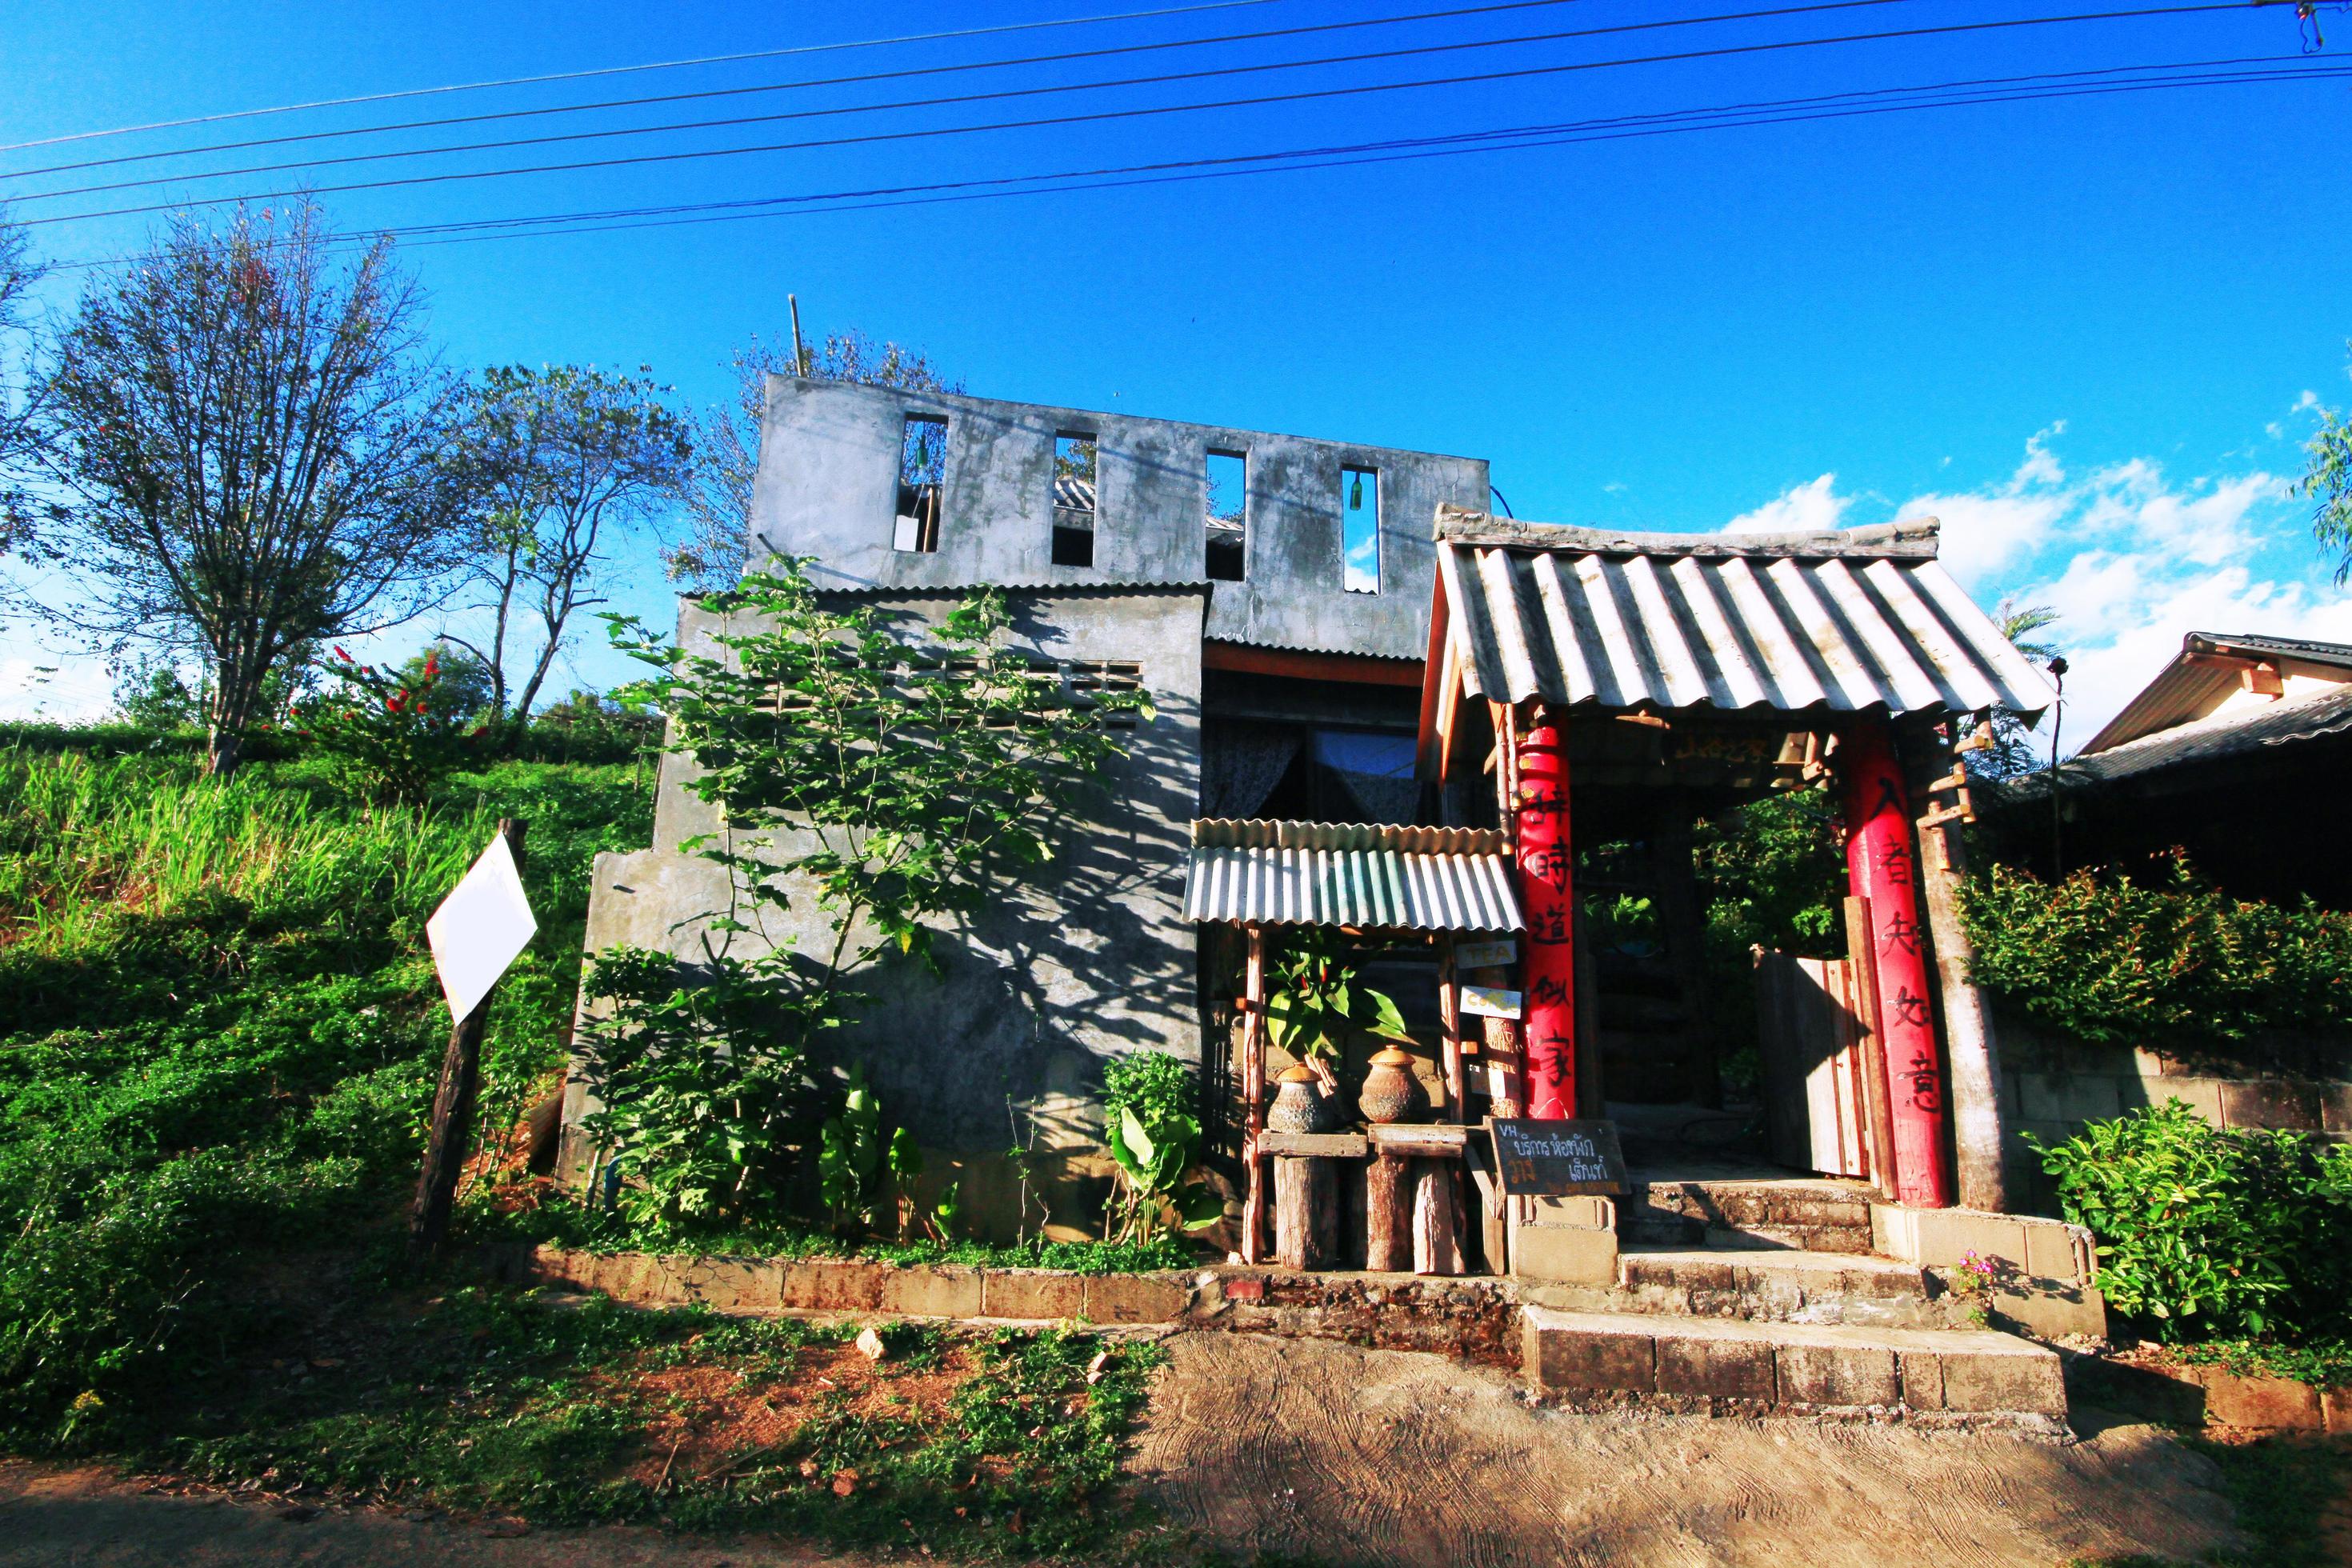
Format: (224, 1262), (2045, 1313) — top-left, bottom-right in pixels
(385, 695), (402, 713)
(414, 700), (428, 714)
(334, 646), (353, 662)
(423, 653), (438, 676)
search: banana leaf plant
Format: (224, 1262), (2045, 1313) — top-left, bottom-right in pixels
(1106, 1107), (1224, 1242)
(1263, 930), (1411, 1066)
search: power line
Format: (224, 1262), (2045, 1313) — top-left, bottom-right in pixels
(0, 0), (1287, 156)
(46, 53), (2337, 270)
(2, 0), (1603, 182)
(11, 2), (2262, 230)
(7, 0), (1914, 205)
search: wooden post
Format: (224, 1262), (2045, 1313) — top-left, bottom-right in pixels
(1437, 933), (1465, 1121)
(1514, 703), (1577, 1119)
(1411, 1160), (1465, 1275)
(410, 818), (525, 1262)
(1901, 727), (2012, 1213)
(1365, 1151), (1411, 1272)
(1274, 1156), (1337, 1270)
(1240, 925), (1268, 1264)
(1843, 894), (1900, 1202)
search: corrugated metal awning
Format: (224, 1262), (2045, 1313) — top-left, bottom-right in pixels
(1434, 512), (2056, 718)
(1184, 818), (1522, 931)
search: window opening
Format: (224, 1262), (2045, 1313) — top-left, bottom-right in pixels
(1051, 431), (1097, 568)
(1342, 466), (1380, 594)
(1206, 450), (1246, 582)
(894, 414), (947, 552)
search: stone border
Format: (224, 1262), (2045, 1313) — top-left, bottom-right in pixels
(2062, 1348), (2352, 1434)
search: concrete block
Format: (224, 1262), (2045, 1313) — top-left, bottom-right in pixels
(981, 1268), (1088, 1320)
(779, 1259), (886, 1314)
(2198, 1371), (2323, 1430)
(2323, 1385), (2352, 1434)
(1513, 1222), (1619, 1286)
(1523, 1194), (1614, 1228)
(2221, 1079), (2322, 1131)
(1899, 1350), (1945, 1410)
(1938, 1343), (2067, 1418)
(1521, 1307), (1657, 1394)
(1875, 1206), (2030, 1271)
(1990, 1281), (2107, 1342)
(1998, 1070), (2021, 1116)
(2323, 1084), (2352, 1134)
(2018, 1071), (2120, 1125)
(1654, 1326), (1776, 1402)
(2145, 1078), (2226, 1126)
(879, 1264), (983, 1318)
(1083, 1273), (1188, 1324)
(1775, 1338), (1899, 1407)
(2131, 1048), (2169, 1081)
(682, 1258), (781, 1314)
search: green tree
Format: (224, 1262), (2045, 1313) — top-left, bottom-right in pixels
(578, 559), (1149, 1221)
(0, 209), (47, 581)
(666, 326), (960, 590)
(36, 205), (466, 778)
(442, 364), (692, 750)
(2297, 354), (2352, 583)
(1966, 598), (2063, 781)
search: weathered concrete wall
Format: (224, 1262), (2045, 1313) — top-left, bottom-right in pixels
(561, 586), (1207, 1239)
(749, 377), (1488, 660)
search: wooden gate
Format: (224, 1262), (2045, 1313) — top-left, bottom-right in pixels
(1753, 920), (1894, 1186)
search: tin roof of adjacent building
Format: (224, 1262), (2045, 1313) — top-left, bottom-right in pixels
(1183, 818), (1522, 931)
(2082, 630), (2352, 753)
(1432, 510), (2055, 718)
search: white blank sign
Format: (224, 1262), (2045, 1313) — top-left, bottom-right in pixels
(426, 833), (538, 1023)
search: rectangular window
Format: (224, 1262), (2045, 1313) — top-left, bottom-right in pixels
(894, 414), (947, 552)
(1206, 450), (1246, 582)
(1051, 431), (1097, 568)
(1341, 466), (1380, 594)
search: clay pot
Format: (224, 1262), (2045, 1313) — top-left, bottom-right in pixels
(1357, 1046), (1420, 1125)
(1265, 1062), (1333, 1134)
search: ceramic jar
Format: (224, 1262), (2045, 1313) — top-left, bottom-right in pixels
(1264, 1062), (1332, 1134)
(1357, 1046), (1419, 1125)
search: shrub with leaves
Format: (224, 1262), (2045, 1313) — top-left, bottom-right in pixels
(1100, 1052), (1219, 1243)
(1963, 857), (2352, 1046)
(297, 646), (486, 802)
(2030, 1100), (2352, 1341)
(1264, 930), (1410, 1067)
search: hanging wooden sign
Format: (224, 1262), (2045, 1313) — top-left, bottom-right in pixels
(1458, 986), (1522, 1020)
(1454, 938), (1518, 971)
(1486, 1118), (1629, 1196)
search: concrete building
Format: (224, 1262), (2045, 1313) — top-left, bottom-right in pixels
(559, 378), (1487, 1236)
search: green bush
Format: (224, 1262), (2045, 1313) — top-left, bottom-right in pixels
(2030, 1100), (2352, 1341)
(1963, 858), (2352, 1046)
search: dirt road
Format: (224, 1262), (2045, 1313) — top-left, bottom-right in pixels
(0, 1332), (2241, 1566)
(1130, 1333), (2240, 1567)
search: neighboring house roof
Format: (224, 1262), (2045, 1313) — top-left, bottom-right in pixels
(2082, 631), (2352, 753)
(1183, 818), (1522, 931)
(1430, 509), (2054, 718)
(1994, 682), (2352, 802)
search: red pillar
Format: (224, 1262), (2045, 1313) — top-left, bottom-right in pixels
(1514, 707), (1576, 1120)
(1840, 722), (1954, 1208)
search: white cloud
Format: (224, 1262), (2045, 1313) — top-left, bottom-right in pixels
(1726, 472), (1847, 534)
(0, 656), (111, 722)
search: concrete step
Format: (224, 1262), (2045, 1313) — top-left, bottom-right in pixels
(1520, 1305), (2066, 1430)
(1605, 1246), (1963, 1329)
(1618, 1176), (1877, 1255)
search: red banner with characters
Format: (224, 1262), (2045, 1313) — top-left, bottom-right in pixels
(1515, 712), (1576, 1120)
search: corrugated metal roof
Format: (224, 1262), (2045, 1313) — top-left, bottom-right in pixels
(1434, 513), (2056, 718)
(1184, 818), (1522, 930)
(1995, 683), (2352, 799)
(2082, 630), (2352, 752)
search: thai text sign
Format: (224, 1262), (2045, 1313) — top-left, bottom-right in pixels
(1486, 1118), (1628, 1196)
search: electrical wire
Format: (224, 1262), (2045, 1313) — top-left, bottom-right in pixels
(5, 0), (1916, 204)
(42, 53), (2338, 268)
(10, 2), (2263, 230)
(2, 0), (1607, 182)
(0, 0), (1289, 155)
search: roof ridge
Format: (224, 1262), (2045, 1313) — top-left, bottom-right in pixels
(1432, 506), (1941, 560)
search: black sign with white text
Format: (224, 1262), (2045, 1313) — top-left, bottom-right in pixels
(1486, 1118), (1628, 1196)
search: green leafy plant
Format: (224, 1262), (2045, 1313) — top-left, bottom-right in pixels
(818, 1066), (884, 1234)
(1963, 857), (2352, 1046)
(1099, 1051), (1218, 1244)
(2029, 1100), (2352, 1341)
(1263, 931), (1410, 1066)
(296, 646), (487, 802)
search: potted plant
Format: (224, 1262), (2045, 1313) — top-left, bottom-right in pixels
(1262, 932), (1416, 1130)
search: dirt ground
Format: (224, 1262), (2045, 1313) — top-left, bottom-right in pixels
(0, 1332), (2249, 1567)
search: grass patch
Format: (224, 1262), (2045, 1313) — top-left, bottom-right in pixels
(2174, 1341), (2352, 1392)
(162, 1284), (1168, 1555)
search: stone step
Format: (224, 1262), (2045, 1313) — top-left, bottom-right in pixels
(1524, 1246), (1970, 1330)
(1618, 1176), (1877, 1255)
(1520, 1305), (2066, 1430)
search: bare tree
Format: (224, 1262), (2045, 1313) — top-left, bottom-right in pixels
(666, 327), (960, 590)
(442, 363), (691, 748)
(0, 210), (50, 571)
(38, 206), (464, 776)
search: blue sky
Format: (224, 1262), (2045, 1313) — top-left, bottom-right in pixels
(3, 0), (2348, 740)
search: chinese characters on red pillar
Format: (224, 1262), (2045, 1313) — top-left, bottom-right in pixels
(1515, 710), (1576, 1120)
(1840, 724), (1954, 1207)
